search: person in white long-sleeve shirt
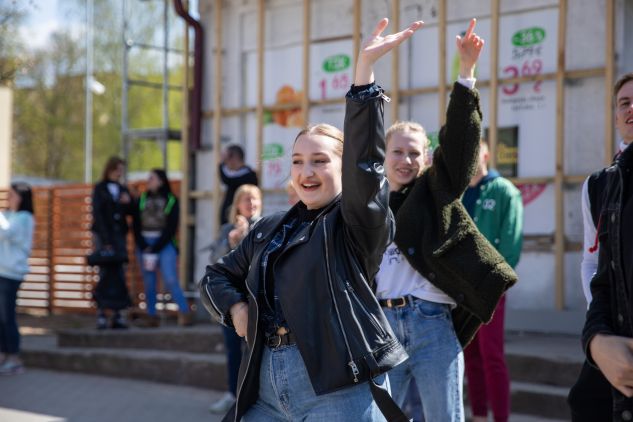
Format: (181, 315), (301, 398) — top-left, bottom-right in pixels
(0, 183), (35, 375)
(579, 141), (629, 305)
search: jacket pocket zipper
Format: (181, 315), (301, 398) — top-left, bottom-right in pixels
(345, 281), (387, 337)
(323, 216), (360, 383)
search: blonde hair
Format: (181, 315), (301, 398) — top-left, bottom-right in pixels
(293, 123), (344, 157)
(228, 184), (262, 224)
(386, 121), (430, 151)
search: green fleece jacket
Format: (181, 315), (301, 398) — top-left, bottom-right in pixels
(464, 172), (523, 268)
(392, 82), (518, 347)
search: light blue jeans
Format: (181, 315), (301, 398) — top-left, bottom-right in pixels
(242, 344), (388, 421)
(383, 297), (464, 422)
(136, 236), (189, 315)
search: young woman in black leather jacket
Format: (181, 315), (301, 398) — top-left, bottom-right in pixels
(200, 18), (423, 422)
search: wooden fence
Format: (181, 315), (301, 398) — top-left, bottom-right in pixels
(1, 182), (180, 315)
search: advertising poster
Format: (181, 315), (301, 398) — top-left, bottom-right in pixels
(256, 41), (353, 189)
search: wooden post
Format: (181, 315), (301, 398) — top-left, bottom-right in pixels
(256, 0), (265, 178)
(353, 0), (361, 63)
(302, 0), (311, 124)
(489, 0), (500, 167)
(438, 0), (447, 125)
(47, 188), (54, 314)
(212, 0), (223, 246)
(604, 0), (615, 164)
(554, 0), (568, 310)
(179, 0), (191, 289)
(391, 0), (400, 122)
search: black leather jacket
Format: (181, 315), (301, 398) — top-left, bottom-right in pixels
(582, 144), (633, 422)
(200, 85), (407, 422)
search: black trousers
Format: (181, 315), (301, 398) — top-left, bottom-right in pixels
(568, 359), (612, 421)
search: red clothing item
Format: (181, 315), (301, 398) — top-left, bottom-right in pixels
(464, 295), (510, 422)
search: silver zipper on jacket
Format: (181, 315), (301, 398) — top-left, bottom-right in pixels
(203, 276), (224, 324)
(234, 266), (258, 422)
(323, 216), (360, 383)
(345, 280), (387, 336)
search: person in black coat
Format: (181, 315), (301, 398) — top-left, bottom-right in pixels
(580, 73), (633, 422)
(200, 18), (423, 422)
(219, 145), (258, 225)
(91, 156), (133, 329)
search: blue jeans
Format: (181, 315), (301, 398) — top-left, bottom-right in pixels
(136, 237), (188, 315)
(0, 276), (22, 354)
(384, 297), (464, 422)
(242, 344), (388, 421)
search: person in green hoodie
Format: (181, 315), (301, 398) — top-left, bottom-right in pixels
(462, 138), (523, 422)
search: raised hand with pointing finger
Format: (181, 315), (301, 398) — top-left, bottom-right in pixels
(456, 18), (484, 79)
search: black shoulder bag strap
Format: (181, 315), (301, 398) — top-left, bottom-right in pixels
(364, 355), (411, 422)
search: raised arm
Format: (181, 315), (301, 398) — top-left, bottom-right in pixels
(430, 18), (484, 197)
(342, 19), (422, 257)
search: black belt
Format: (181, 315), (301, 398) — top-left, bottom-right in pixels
(265, 331), (297, 348)
(378, 296), (416, 308)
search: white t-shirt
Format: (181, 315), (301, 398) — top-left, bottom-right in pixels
(107, 182), (121, 201)
(374, 76), (475, 307)
(580, 140), (630, 306)
(375, 242), (456, 306)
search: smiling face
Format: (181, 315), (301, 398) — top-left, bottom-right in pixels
(615, 79), (633, 144)
(236, 192), (262, 220)
(385, 130), (427, 192)
(291, 132), (343, 210)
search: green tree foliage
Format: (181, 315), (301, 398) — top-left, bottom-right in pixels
(0, 1), (30, 86)
(13, 32), (86, 180)
(11, 0), (188, 181)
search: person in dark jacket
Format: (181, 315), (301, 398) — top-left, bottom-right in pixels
(133, 169), (191, 327)
(375, 19), (516, 422)
(91, 156), (133, 330)
(581, 72), (633, 422)
(219, 145), (259, 225)
(200, 18), (423, 422)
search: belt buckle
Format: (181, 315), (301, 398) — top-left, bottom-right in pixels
(268, 335), (282, 348)
(386, 298), (406, 308)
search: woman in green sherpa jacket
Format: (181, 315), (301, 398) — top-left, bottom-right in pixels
(374, 18), (518, 422)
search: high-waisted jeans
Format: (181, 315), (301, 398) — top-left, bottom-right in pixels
(383, 297), (464, 422)
(242, 343), (389, 421)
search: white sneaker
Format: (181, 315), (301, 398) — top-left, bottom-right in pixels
(0, 359), (24, 375)
(208, 392), (235, 414)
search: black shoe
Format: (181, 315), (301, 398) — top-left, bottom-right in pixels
(96, 316), (108, 330)
(110, 316), (129, 329)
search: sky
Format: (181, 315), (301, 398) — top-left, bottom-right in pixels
(16, 0), (199, 51)
(18, 0), (66, 50)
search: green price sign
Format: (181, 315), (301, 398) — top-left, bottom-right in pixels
(322, 54), (351, 73)
(512, 27), (546, 47)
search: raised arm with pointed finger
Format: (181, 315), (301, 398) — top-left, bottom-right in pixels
(430, 18), (485, 197)
(456, 18), (484, 79)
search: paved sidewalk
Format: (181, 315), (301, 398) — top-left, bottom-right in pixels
(0, 369), (225, 422)
(0, 368), (565, 422)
